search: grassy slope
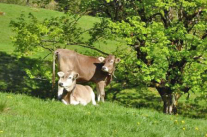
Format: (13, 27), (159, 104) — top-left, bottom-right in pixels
(0, 3), (122, 56)
(0, 3), (62, 53)
(0, 92), (207, 137)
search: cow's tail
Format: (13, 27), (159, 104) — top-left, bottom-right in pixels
(52, 51), (57, 88)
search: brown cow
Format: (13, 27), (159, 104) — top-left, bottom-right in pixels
(57, 71), (96, 105)
(52, 49), (120, 102)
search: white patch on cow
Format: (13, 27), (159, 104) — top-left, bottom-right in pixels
(98, 57), (105, 62)
(62, 99), (68, 105)
(70, 100), (79, 105)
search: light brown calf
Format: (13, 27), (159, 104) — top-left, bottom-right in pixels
(57, 71), (96, 106)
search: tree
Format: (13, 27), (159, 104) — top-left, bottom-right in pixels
(9, 12), (108, 82)
(98, 0), (207, 114)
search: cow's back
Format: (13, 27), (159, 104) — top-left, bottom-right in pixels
(56, 49), (77, 72)
(55, 49), (104, 82)
(73, 84), (93, 103)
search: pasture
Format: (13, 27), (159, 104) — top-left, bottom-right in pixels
(0, 3), (207, 137)
(0, 92), (207, 137)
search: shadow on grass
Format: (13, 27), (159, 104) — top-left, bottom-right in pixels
(106, 84), (163, 111)
(177, 101), (207, 119)
(105, 83), (207, 119)
(0, 51), (56, 99)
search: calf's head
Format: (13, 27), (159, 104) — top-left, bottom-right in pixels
(57, 71), (79, 99)
(98, 55), (120, 74)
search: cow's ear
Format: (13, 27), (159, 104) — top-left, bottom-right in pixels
(115, 58), (121, 63)
(74, 73), (79, 79)
(98, 57), (105, 63)
(57, 72), (64, 78)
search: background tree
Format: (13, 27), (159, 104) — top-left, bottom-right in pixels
(94, 0), (207, 114)
(9, 12), (108, 83)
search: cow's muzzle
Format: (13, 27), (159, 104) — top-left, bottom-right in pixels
(57, 95), (62, 100)
(102, 66), (109, 72)
(58, 82), (63, 87)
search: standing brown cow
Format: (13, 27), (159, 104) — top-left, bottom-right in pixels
(52, 49), (120, 102)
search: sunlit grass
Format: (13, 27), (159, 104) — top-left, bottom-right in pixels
(0, 92), (207, 137)
(0, 3), (126, 58)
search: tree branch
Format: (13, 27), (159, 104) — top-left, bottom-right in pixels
(148, 12), (168, 28)
(40, 44), (53, 52)
(67, 43), (109, 55)
(43, 52), (52, 60)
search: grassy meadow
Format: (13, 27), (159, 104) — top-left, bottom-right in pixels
(0, 3), (207, 137)
(0, 3), (122, 57)
(0, 92), (207, 137)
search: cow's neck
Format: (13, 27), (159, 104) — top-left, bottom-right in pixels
(63, 84), (76, 104)
(106, 74), (112, 86)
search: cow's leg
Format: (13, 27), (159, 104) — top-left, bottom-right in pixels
(96, 84), (101, 102)
(57, 86), (64, 100)
(61, 99), (68, 105)
(96, 81), (105, 102)
(91, 91), (96, 105)
(70, 100), (80, 105)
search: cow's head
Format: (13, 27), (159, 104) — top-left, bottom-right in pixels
(98, 55), (121, 74)
(57, 71), (79, 99)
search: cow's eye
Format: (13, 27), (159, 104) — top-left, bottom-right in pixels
(68, 77), (72, 79)
(110, 60), (114, 63)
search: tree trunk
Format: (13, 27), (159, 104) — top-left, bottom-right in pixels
(26, 0), (30, 5)
(156, 87), (178, 114)
(161, 93), (177, 114)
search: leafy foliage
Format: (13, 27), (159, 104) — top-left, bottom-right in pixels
(93, 0), (207, 113)
(9, 13), (85, 81)
(9, 12), (109, 82)
(10, 13), (87, 56)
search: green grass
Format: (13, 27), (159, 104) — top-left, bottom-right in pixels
(0, 3), (123, 57)
(0, 100), (7, 113)
(0, 92), (207, 137)
(0, 3), (63, 53)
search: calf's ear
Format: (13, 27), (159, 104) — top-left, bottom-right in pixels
(115, 58), (121, 63)
(74, 73), (79, 79)
(98, 57), (105, 63)
(57, 72), (64, 78)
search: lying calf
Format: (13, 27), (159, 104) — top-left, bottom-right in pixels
(57, 71), (96, 106)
